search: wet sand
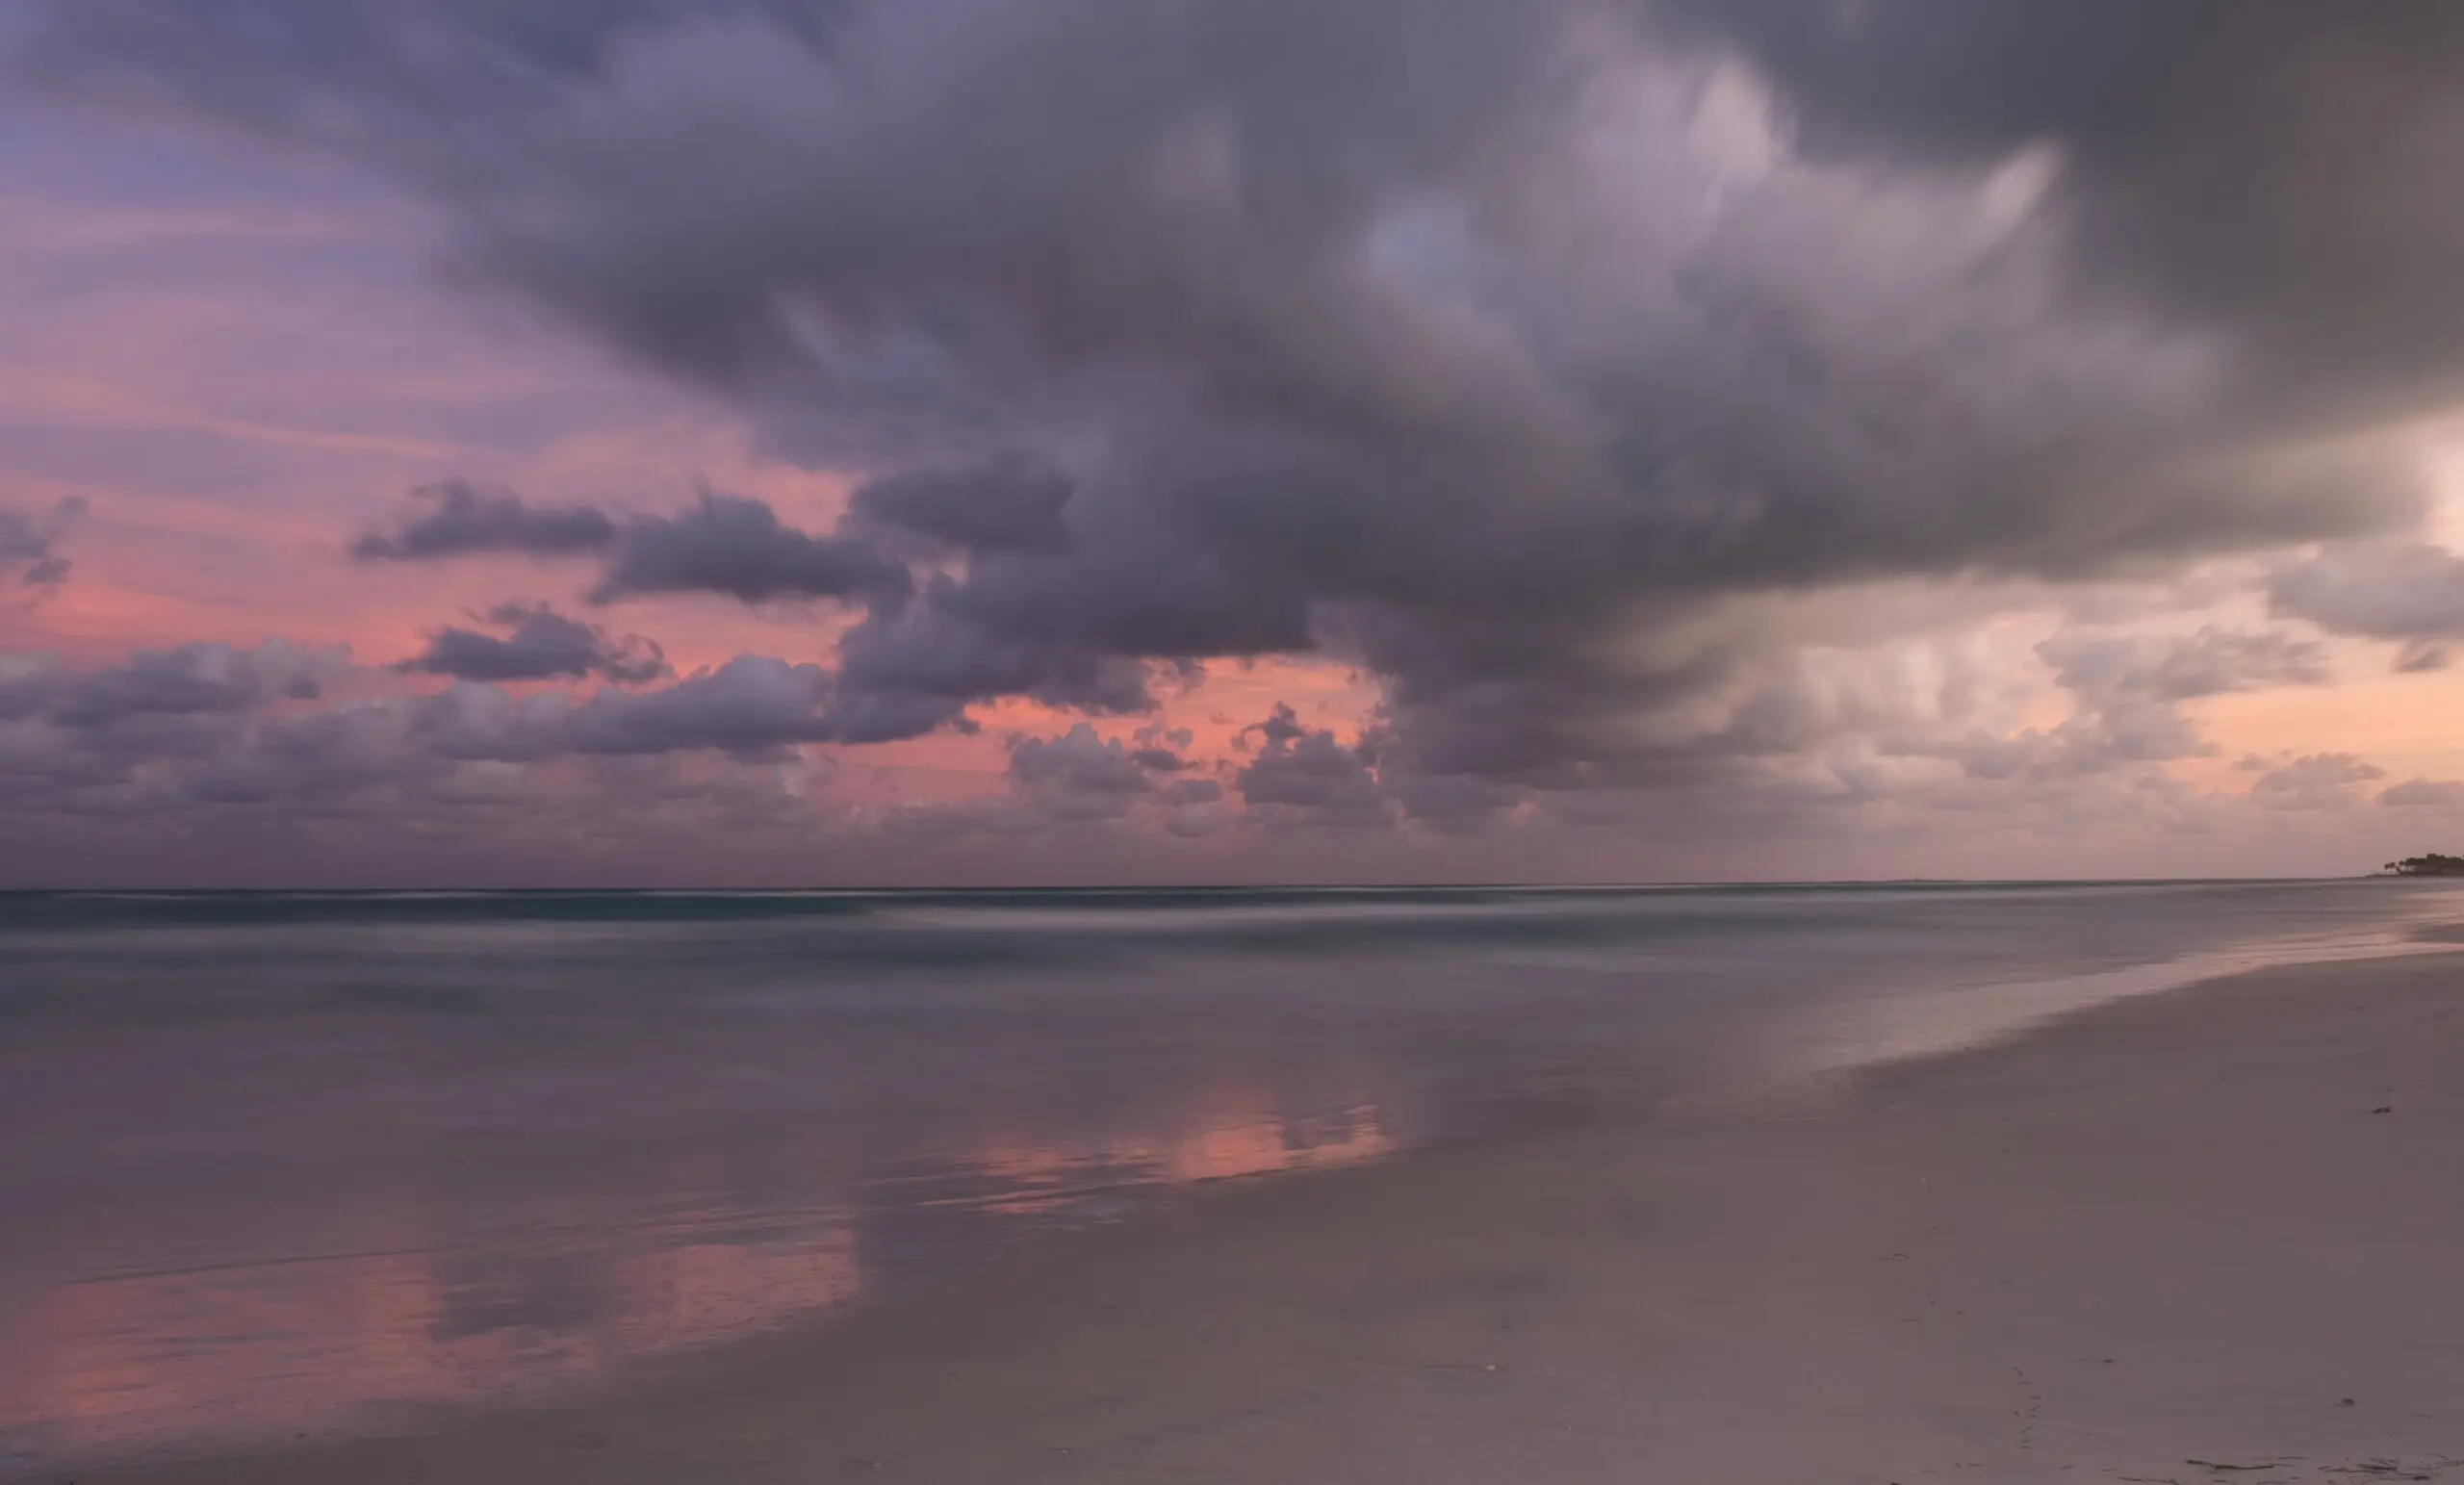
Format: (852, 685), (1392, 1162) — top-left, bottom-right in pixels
(57, 946), (2464, 1484)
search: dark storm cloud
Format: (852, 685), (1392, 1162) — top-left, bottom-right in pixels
(1236, 704), (1394, 829)
(351, 479), (616, 563)
(21, 0), (2464, 804)
(1008, 724), (1167, 796)
(1649, 0), (2464, 412)
(829, 579), (1169, 732)
(2, 643), (869, 810)
(845, 457), (1075, 557)
(562, 656), (836, 755)
(171, 704), (432, 807)
(2270, 542), (2464, 672)
(0, 643), (354, 802)
(0, 641), (337, 729)
(423, 657), (868, 759)
(1006, 722), (1190, 821)
(593, 492), (911, 606)
(11, 0), (843, 131)
(1222, 701), (1526, 833)
(403, 604), (671, 685)
(0, 497), (86, 588)
(355, 482), (909, 609)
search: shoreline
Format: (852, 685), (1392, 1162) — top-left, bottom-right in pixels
(48, 939), (2464, 1484)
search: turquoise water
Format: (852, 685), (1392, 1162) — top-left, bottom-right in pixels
(3, 880), (2458, 1472)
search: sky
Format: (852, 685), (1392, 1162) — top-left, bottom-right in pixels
(5, 0), (2464, 887)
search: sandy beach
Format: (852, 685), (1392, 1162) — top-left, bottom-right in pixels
(53, 943), (2464, 1485)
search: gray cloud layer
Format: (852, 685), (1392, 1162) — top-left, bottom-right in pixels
(351, 479), (617, 562)
(0, 632), (2450, 887)
(404, 604), (672, 685)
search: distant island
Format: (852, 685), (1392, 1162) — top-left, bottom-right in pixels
(2381, 853), (2464, 877)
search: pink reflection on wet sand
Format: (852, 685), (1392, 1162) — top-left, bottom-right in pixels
(964, 1084), (1399, 1218)
(3, 1084), (1401, 1472)
(3, 1210), (861, 1468)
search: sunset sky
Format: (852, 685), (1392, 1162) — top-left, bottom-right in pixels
(6, 1), (2464, 886)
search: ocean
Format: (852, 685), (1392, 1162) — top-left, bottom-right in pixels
(4, 879), (2458, 1474)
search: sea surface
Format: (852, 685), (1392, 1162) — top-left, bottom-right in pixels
(5, 879), (2460, 1474)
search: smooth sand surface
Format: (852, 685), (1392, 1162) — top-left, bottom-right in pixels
(57, 947), (2464, 1484)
